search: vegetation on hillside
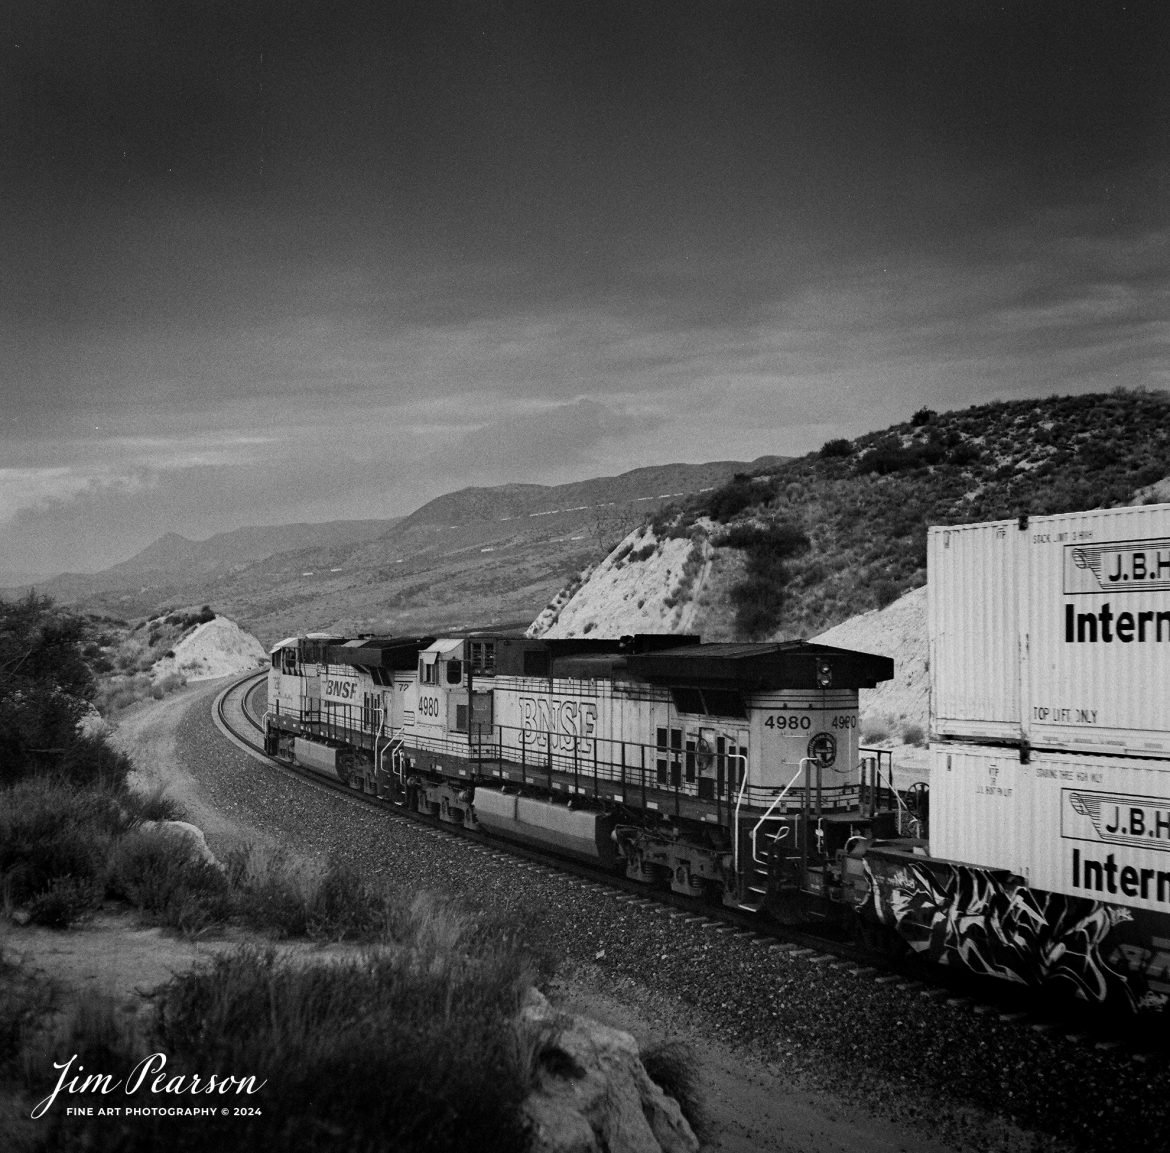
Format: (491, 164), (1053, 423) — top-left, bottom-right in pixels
(653, 389), (1170, 638)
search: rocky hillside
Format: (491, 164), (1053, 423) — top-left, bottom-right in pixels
(537, 390), (1170, 646)
(83, 606), (268, 714)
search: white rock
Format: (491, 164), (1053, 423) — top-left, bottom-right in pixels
(140, 820), (221, 870)
(519, 989), (699, 1153)
(151, 615), (267, 683)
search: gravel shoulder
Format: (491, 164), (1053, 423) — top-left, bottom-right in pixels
(11, 683), (1149, 1153)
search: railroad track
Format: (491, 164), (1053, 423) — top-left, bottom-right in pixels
(211, 670), (1165, 1054)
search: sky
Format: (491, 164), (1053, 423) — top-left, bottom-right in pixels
(3, 1), (1168, 576)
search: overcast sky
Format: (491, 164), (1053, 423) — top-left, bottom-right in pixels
(3, 1), (1168, 575)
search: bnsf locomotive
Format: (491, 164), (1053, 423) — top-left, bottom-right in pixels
(265, 632), (901, 918)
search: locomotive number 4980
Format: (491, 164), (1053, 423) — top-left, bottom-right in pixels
(764, 714), (812, 730)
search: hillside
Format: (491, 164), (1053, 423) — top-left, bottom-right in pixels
(32, 458), (780, 645)
(538, 390), (1170, 647)
(79, 606), (269, 714)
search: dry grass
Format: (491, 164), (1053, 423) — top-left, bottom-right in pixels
(18, 904), (535, 1152)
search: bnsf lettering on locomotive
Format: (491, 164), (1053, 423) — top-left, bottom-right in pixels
(519, 696), (597, 753)
(326, 679), (357, 699)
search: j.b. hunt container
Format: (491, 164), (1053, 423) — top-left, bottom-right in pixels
(930, 742), (1170, 915)
(929, 502), (1170, 759)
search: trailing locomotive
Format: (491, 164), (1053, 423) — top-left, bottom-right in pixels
(265, 632), (900, 917)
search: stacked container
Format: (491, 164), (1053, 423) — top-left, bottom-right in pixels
(928, 503), (1170, 915)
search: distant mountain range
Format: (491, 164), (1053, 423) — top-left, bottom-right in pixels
(105, 521), (399, 576)
(10, 458), (783, 643)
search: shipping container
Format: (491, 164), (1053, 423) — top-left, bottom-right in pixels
(929, 502), (1170, 757)
(930, 742), (1170, 915)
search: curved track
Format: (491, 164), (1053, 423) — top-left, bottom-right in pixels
(212, 671), (1165, 1052)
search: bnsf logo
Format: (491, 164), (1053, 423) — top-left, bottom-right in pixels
(418, 695), (441, 718)
(326, 679), (357, 700)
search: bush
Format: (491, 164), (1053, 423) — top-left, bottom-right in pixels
(0, 593), (95, 784)
(0, 777), (126, 917)
(225, 846), (314, 937)
(109, 827), (232, 933)
(857, 445), (929, 476)
(51, 930), (533, 1152)
(911, 406), (937, 426)
(901, 721), (926, 748)
(228, 849), (395, 943)
(704, 474), (770, 522)
(26, 875), (104, 928)
(820, 437), (853, 458)
(305, 859), (391, 941)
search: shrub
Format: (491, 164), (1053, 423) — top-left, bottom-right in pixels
(856, 445), (929, 476)
(911, 406), (937, 426)
(127, 785), (186, 824)
(228, 849), (395, 943)
(820, 437), (854, 458)
(305, 858), (391, 941)
(0, 593), (96, 784)
(872, 580), (900, 609)
(26, 875), (104, 928)
(0, 777), (126, 917)
(110, 827), (233, 933)
(901, 721), (926, 748)
(705, 474), (768, 522)
(226, 846), (314, 938)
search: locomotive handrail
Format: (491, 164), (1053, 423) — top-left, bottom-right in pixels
(729, 752), (750, 879)
(749, 758), (813, 866)
(373, 702), (388, 785)
(859, 746), (916, 832)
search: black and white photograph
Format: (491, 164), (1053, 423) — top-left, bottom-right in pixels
(3, 3), (1169, 1150)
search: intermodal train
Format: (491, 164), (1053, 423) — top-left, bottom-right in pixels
(264, 502), (1170, 1019)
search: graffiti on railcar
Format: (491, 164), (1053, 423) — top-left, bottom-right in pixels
(861, 856), (1147, 1011)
